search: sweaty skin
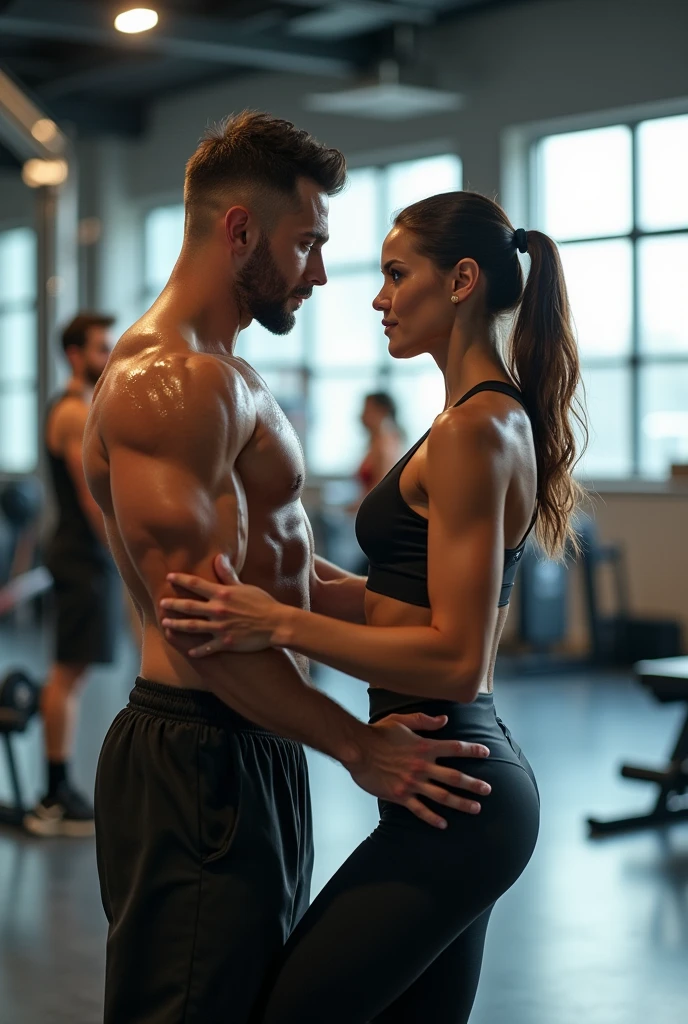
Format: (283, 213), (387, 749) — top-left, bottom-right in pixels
(85, 333), (308, 687)
(83, 319), (492, 825)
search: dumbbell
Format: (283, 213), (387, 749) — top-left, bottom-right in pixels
(0, 670), (41, 732)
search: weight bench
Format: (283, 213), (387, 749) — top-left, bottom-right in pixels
(587, 656), (688, 837)
(0, 567), (52, 828)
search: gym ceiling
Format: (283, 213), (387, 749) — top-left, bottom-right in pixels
(0, 0), (540, 166)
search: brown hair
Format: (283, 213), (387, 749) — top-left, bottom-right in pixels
(61, 312), (114, 354)
(184, 110), (347, 236)
(395, 191), (587, 559)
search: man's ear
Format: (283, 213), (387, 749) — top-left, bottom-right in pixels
(224, 206), (252, 256)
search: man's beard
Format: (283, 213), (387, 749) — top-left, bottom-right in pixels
(236, 232), (305, 336)
(84, 364), (104, 387)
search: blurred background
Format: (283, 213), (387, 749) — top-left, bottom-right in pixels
(0, 2), (687, 1022)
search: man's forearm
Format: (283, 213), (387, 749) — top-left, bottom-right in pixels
(189, 643), (369, 766)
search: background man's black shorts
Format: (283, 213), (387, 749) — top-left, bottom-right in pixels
(47, 551), (120, 665)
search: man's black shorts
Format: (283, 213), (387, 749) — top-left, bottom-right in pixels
(46, 548), (120, 664)
(95, 678), (313, 1024)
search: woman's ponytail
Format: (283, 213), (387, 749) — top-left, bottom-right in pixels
(508, 230), (587, 558)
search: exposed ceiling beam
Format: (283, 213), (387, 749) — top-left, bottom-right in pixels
(0, 0), (361, 77)
(51, 96), (146, 136)
(0, 66), (69, 161)
(39, 58), (189, 102)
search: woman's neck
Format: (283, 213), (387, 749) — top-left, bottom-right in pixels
(439, 322), (510, 409)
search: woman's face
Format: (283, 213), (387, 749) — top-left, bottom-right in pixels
(372, 225), (456, 361)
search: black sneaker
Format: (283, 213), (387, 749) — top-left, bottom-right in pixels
(23, 783), (95, 838)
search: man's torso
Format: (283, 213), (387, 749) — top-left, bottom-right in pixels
(83, 328), (313, 688)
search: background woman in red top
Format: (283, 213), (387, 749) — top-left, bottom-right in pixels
(355, 391), (404, 503)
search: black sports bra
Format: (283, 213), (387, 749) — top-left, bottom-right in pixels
(355, 381), (537, 610)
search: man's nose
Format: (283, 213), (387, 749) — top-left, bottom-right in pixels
(306, 249), (327, 288)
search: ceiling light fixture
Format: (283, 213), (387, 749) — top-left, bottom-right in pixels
(114, 7), (159, 34)
(31, 118), (58, 145)
(22, 159), (69, 188)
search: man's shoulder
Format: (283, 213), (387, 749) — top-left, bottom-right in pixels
(95, 330), (256, 454)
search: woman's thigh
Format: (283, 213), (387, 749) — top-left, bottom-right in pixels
(259, 759), (539, 1024)
(372, 906), (494, 1024)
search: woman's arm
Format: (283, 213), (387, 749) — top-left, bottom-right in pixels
(162, 405), (508, 704)
(278, 408), (505, 698)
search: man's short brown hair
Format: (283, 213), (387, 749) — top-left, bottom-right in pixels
(61, 312), (115, 353)
(184, 110), (347, 237)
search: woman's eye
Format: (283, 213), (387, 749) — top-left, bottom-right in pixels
(390, 269), (402, 282)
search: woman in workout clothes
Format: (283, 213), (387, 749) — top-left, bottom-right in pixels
(160, 190), (586, 1024)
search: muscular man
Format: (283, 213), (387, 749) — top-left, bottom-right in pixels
(84, 112), (490, 1023)
(25, 313), (117, 837)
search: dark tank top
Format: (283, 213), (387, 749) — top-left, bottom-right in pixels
(356, 380), (538, 718)
(45, 392), (109, 566)
(355, 380), (537, 610)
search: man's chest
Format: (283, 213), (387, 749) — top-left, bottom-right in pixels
(236, 394), (306, 512)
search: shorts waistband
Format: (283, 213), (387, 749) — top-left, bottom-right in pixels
(128, 677), (272, 734)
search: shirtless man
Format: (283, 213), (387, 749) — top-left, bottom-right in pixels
(84, 112), (491, 1024)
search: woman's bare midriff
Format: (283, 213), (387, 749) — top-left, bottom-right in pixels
(364, 589), (509, 697)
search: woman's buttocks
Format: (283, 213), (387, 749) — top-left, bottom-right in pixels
(371, 689), (540, 889)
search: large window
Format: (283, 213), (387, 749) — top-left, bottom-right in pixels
(0, 228), (37, 473)
(143, 153), (461, 475)
(533, 115), (688, 479)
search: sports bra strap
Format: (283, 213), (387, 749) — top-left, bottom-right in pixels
(455, 380), (538, 548)
(454, 379), (529, 413)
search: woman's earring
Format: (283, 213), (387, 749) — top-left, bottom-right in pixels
(450, 295), (459, 304)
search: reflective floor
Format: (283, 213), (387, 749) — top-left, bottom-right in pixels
(1, 621), (687, 1023)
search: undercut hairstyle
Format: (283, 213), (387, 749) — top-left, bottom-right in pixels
(61, 312), (114, 354)
(396, 192), (588, 560)
(184, 110), (347, 238)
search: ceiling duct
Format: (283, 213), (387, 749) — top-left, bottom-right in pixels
(304, 23), (463, 121)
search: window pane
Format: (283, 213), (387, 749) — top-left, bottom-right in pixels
(559, 240), (633, 358)
(640, 364), (688, 477)
(325, 168), (379, 269)
(0, 311), (37, 383)
(311, 272), (383, 369)
(144, 205), (184, 292)
(638, 234), (688, 354)
(0, 228), (36, 304)
(388, 369), (446, 444)
(0, 389), (37, 472)
(308, 374), (378, 476)
(576, 366), (631, 479)
(538, 126), (632, 240)
(638, 114), (688, 231)
(239, 310), (305, 367)
(386, 154), (462, 219)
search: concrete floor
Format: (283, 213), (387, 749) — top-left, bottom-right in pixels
(1, 618), (687, 1023)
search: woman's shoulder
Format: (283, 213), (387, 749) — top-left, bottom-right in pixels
(429, 397), (507, 458)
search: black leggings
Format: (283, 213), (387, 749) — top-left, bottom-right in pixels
(257, 693), (540, 1024)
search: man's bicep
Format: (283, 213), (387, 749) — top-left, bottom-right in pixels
(109, 446), (223, 613)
